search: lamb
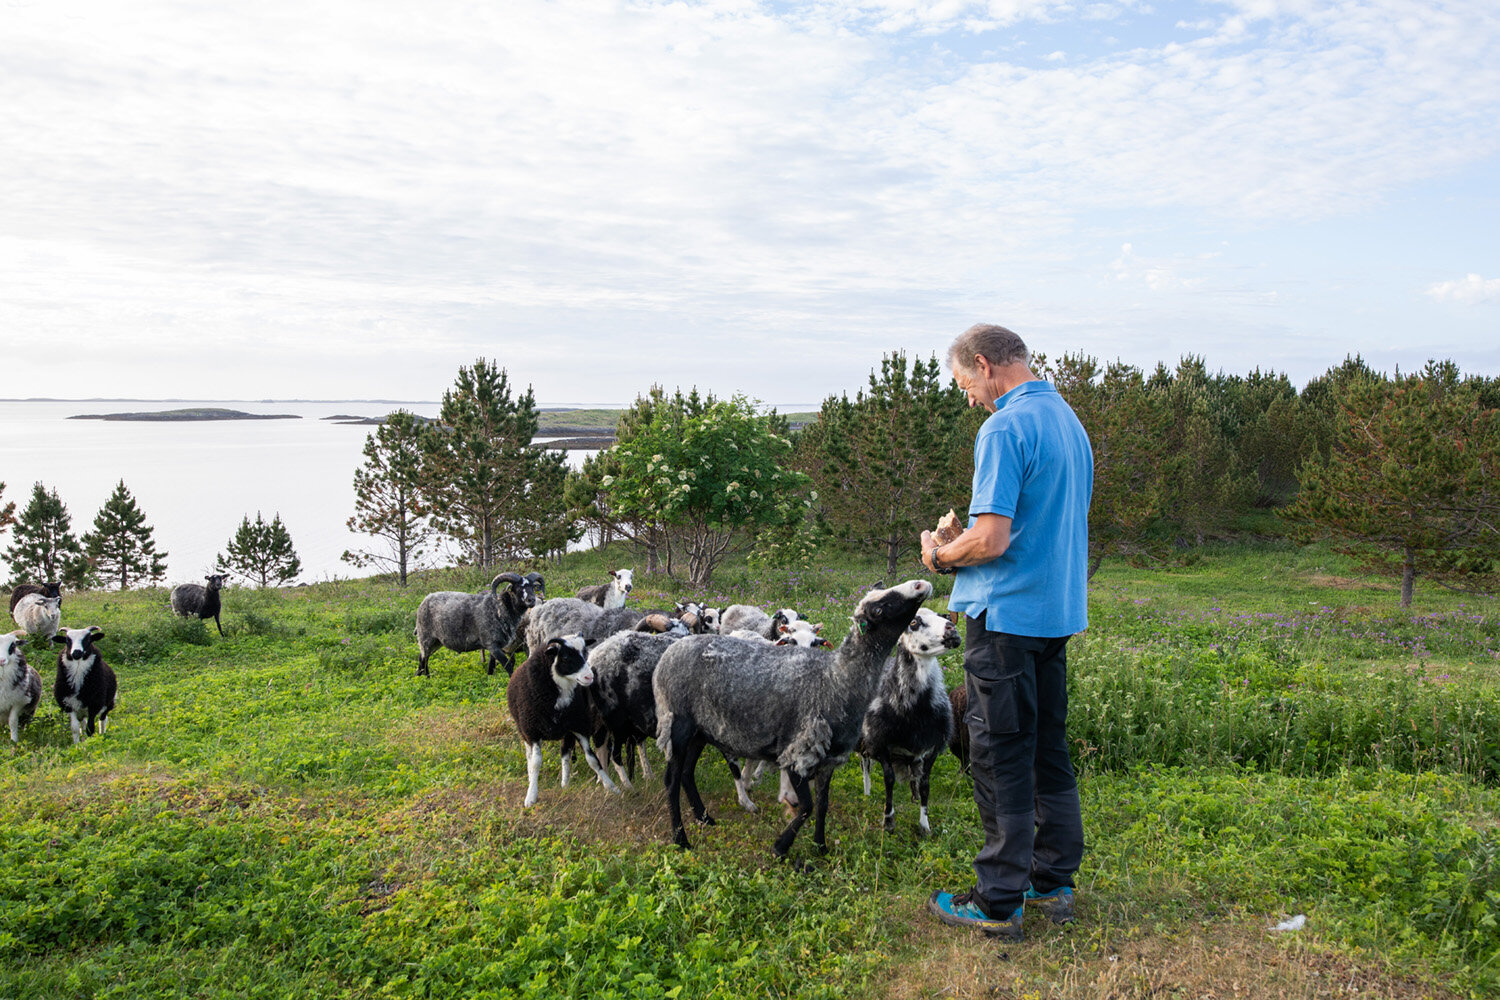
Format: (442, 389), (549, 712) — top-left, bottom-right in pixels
(1, 631), (42, 744)
(52, 626), (117, 744)
(12, 594), (62, 639)
(506, 635), (621, 808)
(717, 604), (802, 640)
(575, 569), (633, 608)
(857, 608), (961, 835)
(654, 579), (933, 856)
(414, 572), (542, 676)
(8, 580), (61, 615)
(170, 573), (229, 636)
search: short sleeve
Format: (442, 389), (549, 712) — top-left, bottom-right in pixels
(969, 421), (1021, 519)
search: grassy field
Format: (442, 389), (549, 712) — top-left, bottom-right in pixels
(2, 543), (1497, 998)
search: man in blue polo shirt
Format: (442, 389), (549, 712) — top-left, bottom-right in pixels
(920, 323), (1093, 941)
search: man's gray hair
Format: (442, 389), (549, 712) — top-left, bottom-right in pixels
(947, 324), (1030, 374)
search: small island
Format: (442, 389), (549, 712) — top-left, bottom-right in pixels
(69, 408), (301, 422)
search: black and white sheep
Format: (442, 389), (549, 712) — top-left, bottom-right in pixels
(581, 629), (683, 786)
(8, 580), (61, 615)
(171, 573), (229, 636)
(12, 594), (62, 639)
(1, 631), (42, 744)
(857, 608), (960, 836)
(654, 579), (933, 856)
(575, 569), (633, 609)
(506, 635), (621, 808)
(414, 572), (542, 676)
(52, 626), (117, 744)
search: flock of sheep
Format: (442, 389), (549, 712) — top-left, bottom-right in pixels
(417, 567), (970, 856)
(2, 566), (971, 857)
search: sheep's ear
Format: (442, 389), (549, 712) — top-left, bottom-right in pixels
(812, 623), (824, 633)
(51, 633), (68, 644)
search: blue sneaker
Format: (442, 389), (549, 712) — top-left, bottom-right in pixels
(927, 889), (1024, 940)
(1024, 885), (1075, 924)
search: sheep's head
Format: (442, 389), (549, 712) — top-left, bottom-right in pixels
(1, 631), (26, 672)
(900, 608), (961, 657)
(494, 572), (542, 609)
(205, 574), (228, 591)
(544, 635), (594, 698)
(852, 580), (933, 640)
(775, 621), (829, 648)
(52, 626), (105, 662)
(611, 569), (634, 595)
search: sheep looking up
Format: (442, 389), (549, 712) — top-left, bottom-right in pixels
(414, 572), (542, 676)
(654, 579), (934, 856)
(857, 608), (960, 835)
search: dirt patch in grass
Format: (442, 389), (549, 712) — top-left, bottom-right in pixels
(884, 909), (1460, 1000)
(383, 704), (514, 754)
(1307, 574), (1393, 594)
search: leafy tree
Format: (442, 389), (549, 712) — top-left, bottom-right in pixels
(1291, 360), (1500, 607)
(4, 483), (92, 588)
(422, 359), (574, 567)
(219, 512), (302, 587)
(1046, 354), (1168, 577)
(342, 410), (434, 586)
(565, 388), (674, 571)
(601, 389), (807, 588)
(796, 352), (970, 577)
(82, 480), (168, 589)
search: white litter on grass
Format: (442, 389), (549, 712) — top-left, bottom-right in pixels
(1271, 914), (1308, 932)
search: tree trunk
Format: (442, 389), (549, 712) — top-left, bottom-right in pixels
(1401, 548), (1415, 608)
(885, 534), (900, 580)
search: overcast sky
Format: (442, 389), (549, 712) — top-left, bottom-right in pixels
(4, 0), (1497, 407)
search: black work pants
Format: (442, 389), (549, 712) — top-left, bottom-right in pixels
(962, 614), (1084, 916)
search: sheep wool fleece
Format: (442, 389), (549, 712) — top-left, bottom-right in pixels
(951, 379), (1092, 920)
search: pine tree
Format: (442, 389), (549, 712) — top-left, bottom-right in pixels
(1291, 360), (1500, 608)
(4, 483), (92, 588)
(342, 410), (434, 586)
(82, 480), (168, 589)
(219, 512), (302, 587)
(422, 358), (575, 567)
(797, 352), (970, 577)
(0, 481), (15, 540)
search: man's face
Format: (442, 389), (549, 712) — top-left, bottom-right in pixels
(954, 359), (998, 412)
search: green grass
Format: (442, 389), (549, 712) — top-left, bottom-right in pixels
(3, 543), (1498, 997)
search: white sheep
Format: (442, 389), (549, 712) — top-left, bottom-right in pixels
(12, 594), (62, 639)
(575, 569), (633, 609)
(1, 631), (43, 744)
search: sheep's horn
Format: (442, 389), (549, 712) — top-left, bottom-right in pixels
(491, 572), (524, 594)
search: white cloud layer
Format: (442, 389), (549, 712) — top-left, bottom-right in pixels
(1426, 274), (1500, 305)
(2, 0), (1497, 401)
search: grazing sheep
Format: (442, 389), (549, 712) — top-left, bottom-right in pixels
(654, 579), (933, 856)
(171, 573), (229, 636)
(414, 572), (542, 677)
(12, 594), (62, 639)
(576, 569), (633, 608)
(506, 635), (621, 808)
(1, 631), (42, 744)
(8, 581), (61, 615)
(857, 608), (961, 835)
(52, 626), (117, 743)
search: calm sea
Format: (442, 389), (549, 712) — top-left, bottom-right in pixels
(0, 400), (597, 586)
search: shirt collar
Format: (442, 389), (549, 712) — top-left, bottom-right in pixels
(992, 378), (1053, 412)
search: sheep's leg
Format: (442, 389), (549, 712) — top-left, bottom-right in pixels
(916, 757), (934, 836)
(559, 741), (574, 788)
(664, 719), (696, 848)
(679, 735), (713, 827)
(773, 772), (814, 857)
(8, 707), (20, 744)
(96, 707), (110, 738)
(726, 755), (758, 813)
(881, 761), (898, 833)
(213, 613), (223, 637)
(861, 756), (872, 796)
(810, 771), (834, 855)
(575, 734), (622, 796)
(523, 742), (544, 808)
(778, 769), (800, 811)
(635, 742), (653, 779)
(608, 736), (635, 789)
(68, 712), (83, 745)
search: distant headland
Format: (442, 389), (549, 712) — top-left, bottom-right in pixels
(69, 408), (301, 422)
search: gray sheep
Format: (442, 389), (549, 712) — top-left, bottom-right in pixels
(654, 579), (933, 856)
(718, 604), (802, 641)
(12, 594), (62, 640)
(8, 581), (61, 615)
(414, 572), (542, 677)
(171, 573), (228, 636)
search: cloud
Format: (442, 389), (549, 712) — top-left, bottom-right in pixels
(1426, 274), (1500, 305)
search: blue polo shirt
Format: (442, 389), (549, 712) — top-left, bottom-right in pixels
(947, 380), (1093, 637)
